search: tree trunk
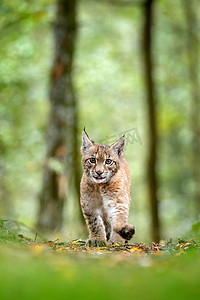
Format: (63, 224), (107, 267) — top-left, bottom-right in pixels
(183, 0), (200, 220)
(143, 0), (160, 242)
(36, 0), (78, 233)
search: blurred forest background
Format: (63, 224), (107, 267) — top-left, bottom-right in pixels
(0, 0), (200, 243)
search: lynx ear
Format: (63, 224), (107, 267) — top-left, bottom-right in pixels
(81, 129), (94, 155)
(110, 135), (125, 157)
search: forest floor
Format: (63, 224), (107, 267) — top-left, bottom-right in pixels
(0, 220), (200, 300)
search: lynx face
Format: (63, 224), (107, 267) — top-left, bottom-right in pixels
(81, 131), (125, 184)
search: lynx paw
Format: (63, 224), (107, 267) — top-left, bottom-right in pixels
(117, 224), (135, 240)
(86, 239), (107, 247)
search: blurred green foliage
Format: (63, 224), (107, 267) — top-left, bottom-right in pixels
(0, 236), (200, 300)
(0, 220), (200, 300)
(0, 0), (200, 241)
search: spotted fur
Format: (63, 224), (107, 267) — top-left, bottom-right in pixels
(80, 130), (135, 245)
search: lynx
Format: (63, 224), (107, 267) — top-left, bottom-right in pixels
(80, 129), (135, 246)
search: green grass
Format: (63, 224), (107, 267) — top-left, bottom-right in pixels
(0, 220), (200, 300)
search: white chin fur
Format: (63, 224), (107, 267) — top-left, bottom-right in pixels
(92, 177), (107, 184)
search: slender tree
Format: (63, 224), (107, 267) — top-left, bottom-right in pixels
(143, 0), (160, 242)
(107, 0), (160, 241)
(36, 0), (78, 233)
(183, 0), (200, 219)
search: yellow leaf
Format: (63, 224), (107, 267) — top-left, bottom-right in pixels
(31, 244), (43, 253)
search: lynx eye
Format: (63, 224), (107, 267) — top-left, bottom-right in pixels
(105, 159), (112, 165)
(89, 157), (96, 164)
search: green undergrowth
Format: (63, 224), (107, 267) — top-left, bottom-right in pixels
(0, 219), (200, 300)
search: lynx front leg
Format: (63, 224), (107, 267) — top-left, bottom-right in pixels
(108, 204), (135, 244)
(83, 211), (107, 246)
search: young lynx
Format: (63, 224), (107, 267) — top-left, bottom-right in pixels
(80, 129), (135, 246)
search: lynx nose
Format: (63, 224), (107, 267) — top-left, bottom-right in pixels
(96, 170), (103, 176)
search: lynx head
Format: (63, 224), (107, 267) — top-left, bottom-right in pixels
(81, 129), (125, 184)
